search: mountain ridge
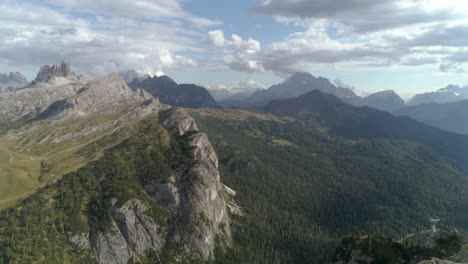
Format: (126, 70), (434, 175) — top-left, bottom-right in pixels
(130, 75), (219, 108)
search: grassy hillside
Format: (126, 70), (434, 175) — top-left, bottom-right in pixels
(0, 114), (142, 209)
(190, 109), (468, 263)
(0, 114), (198, 263)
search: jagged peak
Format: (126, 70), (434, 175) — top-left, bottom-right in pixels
(34, 61), (71, 83)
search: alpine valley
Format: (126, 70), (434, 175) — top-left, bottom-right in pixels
(0, 62), (468, 264)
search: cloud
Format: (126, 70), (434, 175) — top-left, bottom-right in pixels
(208, 30), (261, 54)
(207, 30), (226, 47)
(207, 30), (264, 72)
(239, 80), (266, 89)
(45, 0), (222, 27)
(254, 0), (461, 33)
(0, 0), (214, 78)
(440, 62), (465, 73)
(204, 1), (468, 76)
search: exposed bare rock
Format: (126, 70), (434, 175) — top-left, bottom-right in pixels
(68, 233), (91, 251)
(160, 107), (199, 135)
(0, 81), (83, 122)
(160, 108), (231, 259)
(34, 61), (71, 83)
(35, 73), (156, 121)
(90, 199), (166, 264)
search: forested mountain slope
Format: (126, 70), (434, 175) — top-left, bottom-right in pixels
(0, 110), (233, 264)
(259, 89), (468, 172)
(190, 108), (468, 263)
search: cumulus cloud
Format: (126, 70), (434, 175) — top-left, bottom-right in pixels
(0, 0), (212, 78)
(207, 30), (264, 72)
(207, 30), (261, 54)
(204, 0), (468, 76)
(207, 30), (226, 47)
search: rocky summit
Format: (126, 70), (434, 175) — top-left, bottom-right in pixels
(34, 61), (72, 83)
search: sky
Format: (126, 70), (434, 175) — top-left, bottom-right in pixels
(2, 0), (468, 95)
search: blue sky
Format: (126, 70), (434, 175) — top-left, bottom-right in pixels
(1, 0), (468, 96)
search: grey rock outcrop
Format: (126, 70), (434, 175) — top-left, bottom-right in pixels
(34, 61), (71, 83)
(35, 73), (155, 121)
(160, 107), (199, 135)
(159, 108), (232, 260)
(90, 199), (166, 264)
(64, 108), (232, 264)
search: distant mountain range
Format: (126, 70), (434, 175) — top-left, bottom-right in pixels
(1, 62), (468, 263)
(245, 72), (359, 107)
(356, 90), (405, 112)
(0, 72), (28, 92)
(129, 75), (218, 108)
(215, 72), (407, 112)
(259, 89), (468, 171)
(395, 100), (468, 134)
(409, 85), (468, 105)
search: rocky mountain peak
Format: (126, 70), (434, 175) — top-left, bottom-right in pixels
(0, 72), (29, 92)
(288, 72), (315, 81)
(34, 61), (71, 83)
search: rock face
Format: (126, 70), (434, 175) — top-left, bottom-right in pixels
(35, 73), (154, 121)
(34, 61), (71, 83)
(90, 199), (166, 264)
(0, 72), (28, 92)
(65, 108), (231, 264)
(160, 108), (231, 259)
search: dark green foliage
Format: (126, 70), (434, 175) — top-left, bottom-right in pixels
(0, 116), (199, 263)
(191, 111), (468, 263)
(333, 232), (464, 263)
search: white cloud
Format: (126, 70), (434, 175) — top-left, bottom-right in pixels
(0, 0), (214, 78)
(207, 30), (225, 47)
(207, 30), (264, 73)
(239, 80), (266, 89)
(205, 1), (468, 76)
(208, 30), (262, 54)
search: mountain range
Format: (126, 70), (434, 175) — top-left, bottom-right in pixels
(395, 100), (468, 134)
(0, 72), (29, 92)
(409, 85), (468, 105)
(1, 62), (468, 263)
(212, 72), (408, 112)
(129, 75), (219, 108)
(0, 62), (233, 263)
